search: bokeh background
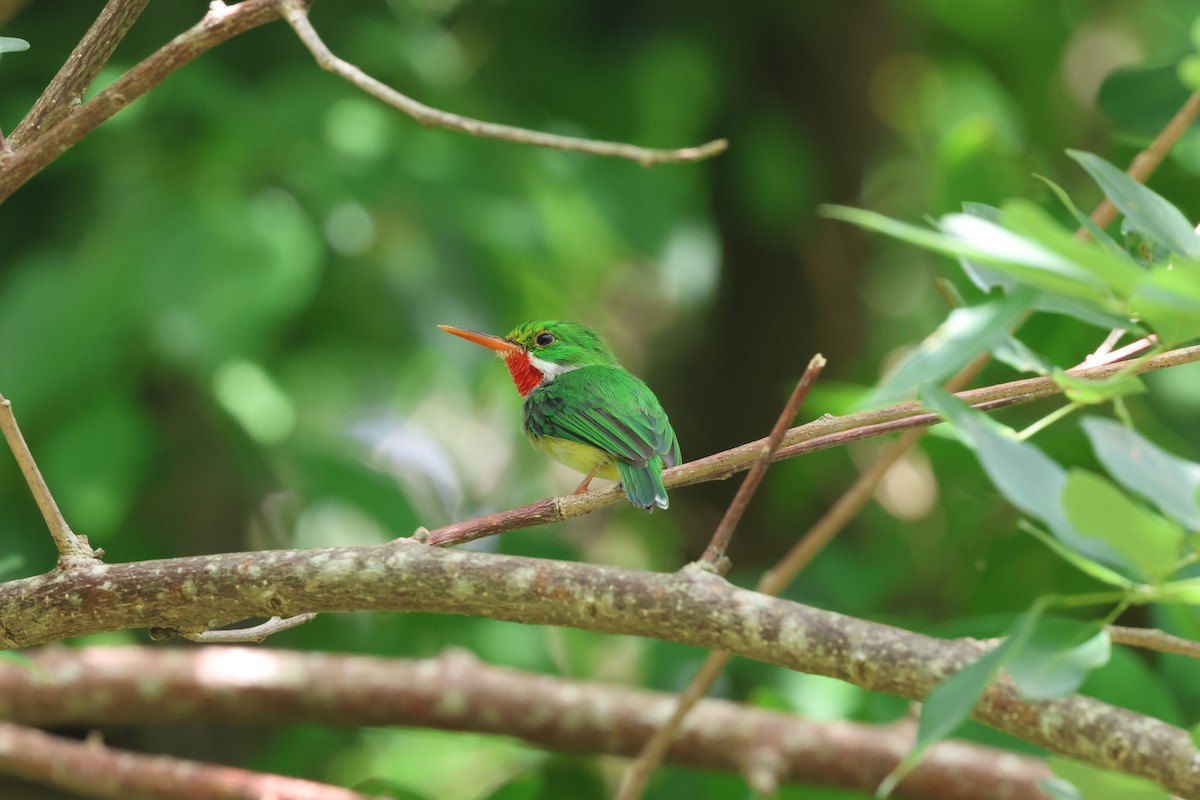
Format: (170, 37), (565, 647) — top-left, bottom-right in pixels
(4, 1), (1200, 798)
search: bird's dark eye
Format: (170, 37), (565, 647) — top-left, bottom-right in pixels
(535, 332), (555, 347)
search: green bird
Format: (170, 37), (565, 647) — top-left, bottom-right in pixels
(439, 320), (682, 510)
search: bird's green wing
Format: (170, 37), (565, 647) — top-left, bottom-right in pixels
(524, 366), (680, 468)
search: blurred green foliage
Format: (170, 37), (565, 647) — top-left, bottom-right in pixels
(4, 0), (1200, 798)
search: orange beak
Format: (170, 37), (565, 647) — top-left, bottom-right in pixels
(438, 324), (520, 354)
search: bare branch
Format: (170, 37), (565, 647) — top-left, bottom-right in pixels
(275, 0), (727, 167)
(1, 542), (1198, 794)
(177, 612), (317, 643)
(0, 392), (99, 565)
(0, 0), (283, 204)
(8, 0), (150, 149)
(426, 343), (1200, 548)
(0, 721), (374, 800)
(1108, 625), (1200, 660)
(699, 354), (826, 570)
(0, 646), (1052, 800)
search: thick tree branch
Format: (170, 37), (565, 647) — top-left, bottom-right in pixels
(7, 0), (150, 149)
(276, 0), (727, 166)
(1, 542), (1197, 794)
(427, 343), (1200, 548)
(0, 392), (99, 565)
(0, 646), (1051, 800)
(0, 721), (375, 800)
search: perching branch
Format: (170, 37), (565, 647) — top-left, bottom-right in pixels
(0, 646), (1052, 800)
(0, 721), (374, 800)
(0, 392), (99, 565)
(426, 343), (1200, 548)
(275, 0), (727, 167)
(7, 0), (150, 149)
(1, 541), (1198, 795)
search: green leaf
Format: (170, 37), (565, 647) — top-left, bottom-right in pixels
(1051, 370), (1145, 405)
(990, 334), (1053, 374)
(1002, 198), (1141, 294)
(1019, 522), (1134, 588)
(863, 289), (1035, 406)
(1007, 620), (1110, 700)
(876, 605), (1043, 797)
(1035, 174), (1130, 261)
(1130, 261), (1200, 345)
(1082, 417), (1200, 531)
(920, 386), (1132, 574)
(1030, 292), (1141, 332)
(1061, 470), (1184, 581)
(957, 203), (1012, 292)
(0, 36), (29, 54)
(820, 205), (1113, 303)
(1067, 150), (1200, 259)
(1048, 758), (1171, 800)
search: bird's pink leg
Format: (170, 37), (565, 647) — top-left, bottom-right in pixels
(573, 464), (602, 495)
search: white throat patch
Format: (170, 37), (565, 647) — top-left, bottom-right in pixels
(528, 353), (579, 384)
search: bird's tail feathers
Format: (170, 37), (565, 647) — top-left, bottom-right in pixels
(616, 459), (669, 511)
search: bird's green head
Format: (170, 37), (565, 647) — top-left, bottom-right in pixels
(439, 320), (620, 396)
(503, 320), (620, 368)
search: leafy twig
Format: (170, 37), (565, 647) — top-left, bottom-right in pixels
(700, 354), (825, 570)
(275, 0), (727, 167)
(0, 392), (99, 565)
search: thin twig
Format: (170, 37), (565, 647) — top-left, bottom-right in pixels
(425, 343), (1200, 549)
(8, 0), (150, 150)
(0, 0), (284, 204)
(1087, 90), (1200, 231)
(275, 0), (727, 167)
(1107, 625), (1200, 660)
(700, 354), (826, 570)
(0, 393), (98, 565)
(178, 613), (317, 643)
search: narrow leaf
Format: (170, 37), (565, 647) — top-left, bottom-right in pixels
(1082, 417), (1200, 531)
(1068, 150), (1200, 259)
(1002, 198), (1141, 294)
(1052, 370), (1146, 405)
(921, 386), (1133, 574)
(1035, 174), (1130, 261)
(991, 334), (1053, 375)
(863, 289), (1034, 406)
(1019, 522), (1134, 588)
(877, 606), (1043, 797)
(1130, 262), (1200, 346)
(0, 36), (29, 54)
(1007, 620), (1110, 700)
(1062, 470), (1184, 581)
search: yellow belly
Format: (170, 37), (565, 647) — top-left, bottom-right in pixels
(531, 435), (620, 480)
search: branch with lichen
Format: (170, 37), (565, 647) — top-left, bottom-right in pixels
(2, 539), (1199, 795)
(0, 646), (1051, 800)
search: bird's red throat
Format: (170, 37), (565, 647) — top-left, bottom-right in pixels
(504, 351), (543, 397)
